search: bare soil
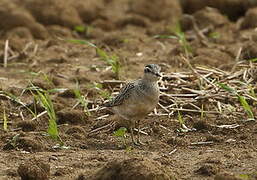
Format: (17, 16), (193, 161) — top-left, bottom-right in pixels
(0, 0), (257, 180)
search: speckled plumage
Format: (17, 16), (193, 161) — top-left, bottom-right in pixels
(104, 64), (161, 145)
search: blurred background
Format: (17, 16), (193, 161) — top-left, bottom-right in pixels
(0, 1), (257, 180)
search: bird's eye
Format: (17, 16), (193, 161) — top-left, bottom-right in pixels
(144, 67), (151, 73)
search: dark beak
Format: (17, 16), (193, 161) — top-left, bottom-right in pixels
(155, 72), (162, 77)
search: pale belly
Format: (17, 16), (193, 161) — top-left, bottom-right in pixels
(113, 95), (159, 120)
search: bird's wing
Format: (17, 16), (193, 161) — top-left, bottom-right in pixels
(104, 82), (135, 107)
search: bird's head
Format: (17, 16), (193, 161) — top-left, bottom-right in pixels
(143, 64), (161, 81)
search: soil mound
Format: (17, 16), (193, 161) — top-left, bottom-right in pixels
(20, 0), (82, 28)
(18, 158), (50, 180)
(130, 0), (182, 21)
(181, 0), (257, 20)
(240, 7), (257, 29)
(88, 157), (177, 180)
(0, 0), (47, 39)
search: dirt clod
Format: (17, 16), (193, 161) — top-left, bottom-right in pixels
(193, 48), (233, 69)
(194, 7), (229, 28)
(58, 89), (76, 98)
(66, 126), (86, 135)
(242, 41), (257, 60)
(181, 0), (256, 20)
(195, 164), (218, 176)
(240, 7), (257, 29)
(54, 167), (73, 176)
(130, 0), (182, 22)
(0, 0), (48, 39)
(17, 158), (50, 180)
(17, 136), (44, 152)
(16, 120), (37, 132)
(193, 120), (210, 131)
(23, 0), (82, 28)
(88, 157), (176, 180)
(214, 172), (241, 180)
(57, 109), (87, 125)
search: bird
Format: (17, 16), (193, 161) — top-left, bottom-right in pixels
(104, 64), (161, 145)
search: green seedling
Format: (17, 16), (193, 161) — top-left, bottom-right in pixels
(172, 23), (192, 56)
(33, 86), (61, 142)
(99, 89), (111, 99)
(73, 83), (91, 116)
(238, 172), (257, 180)
(96, 48), (121, 79)
(6, 134), (20, 149)
(3, 108), (7, 131)
(0, 91), (36, 118)
(208, 32), (220, 39)
(122, 38), (129, 43)
(24, 84), (67, 94)
(248, 86), (257, 106)
(218, 82), (255, 120)
(74, 25), (93, 37)
(218, 82), (235, 93)
(68, 39), (121, 79)
(238, 174), (249, 180)
(248, 58), (257, 62)
(154, 23), (192, 56)
(177, 109), (188, 132)
(238, 96), (254, 120)
(20, 71), (54, 85)
(74, 25), (87, 33)
(113, 127), (127, 147)
(67, 39), (96, 47)
(42, 73), (54, 87)
(89, 82), (111, 99)
(176, 105), (195, 132)
(177, 109), (184, 126)
(19, 70), (41, 80)
(249, 86), (256, 96)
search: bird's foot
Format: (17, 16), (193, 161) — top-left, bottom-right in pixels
(132, 139), (145, 146)
(133, 141), (141, 146)
(136, 139), (146, 146)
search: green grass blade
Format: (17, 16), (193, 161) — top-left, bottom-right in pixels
(110, 55), (120, 78)
(153, 35), (178, 39)
(237, 95), (255, 120)
(177, 110), (184, 125)
(0, 90), (36, 118)
(96, 48), (109, 62)
(217, 82), (235, 93)
(47, 88), (68, 93)
(73, 87), (91, 116)
(67, 39), (96, 48)
(96, 48), (120, 78)
(68, 39), (120, 79)
(74, 25), (86, 33)
(249, 58), (257, 62)
(249, 86), (257, 99)
(3, 108), (7, 131)
(208, 32), (220, 39)
(238, 174), (250, 179)
(200, 104), (204, 120)
(113, 127), (127, 137)
(47, 117), (59, 140)
(170, 22), (192, 55)
(36, 89), (59, 140)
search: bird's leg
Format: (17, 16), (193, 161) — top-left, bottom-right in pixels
(136, 120), (145, 145)
(130, 127), (139, 146)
